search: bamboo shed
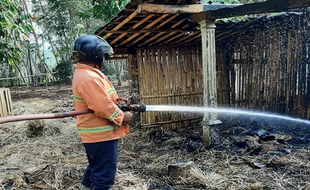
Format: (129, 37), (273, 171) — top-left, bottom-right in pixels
(216, 12), (310, 119)
(95, 0), (310, 135)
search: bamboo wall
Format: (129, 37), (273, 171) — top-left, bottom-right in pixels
(137, 46), (204, 129)
(217, 13), (310, 119)
(136, 13), (310, 129)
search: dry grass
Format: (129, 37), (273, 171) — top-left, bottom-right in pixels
(1, 87), (310, 190)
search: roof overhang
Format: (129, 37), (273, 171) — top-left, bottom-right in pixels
(95, 0), (310, 55)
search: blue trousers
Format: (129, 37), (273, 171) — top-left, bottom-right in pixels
(82, 139), (118, 190)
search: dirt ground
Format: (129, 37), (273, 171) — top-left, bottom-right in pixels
(1, 84), (310, 190)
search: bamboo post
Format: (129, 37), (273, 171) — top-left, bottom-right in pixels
(0, 88), (13, 117)
(199, 19), (221, 148)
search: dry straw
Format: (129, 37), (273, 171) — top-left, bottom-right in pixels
(0, 88), (310, 189)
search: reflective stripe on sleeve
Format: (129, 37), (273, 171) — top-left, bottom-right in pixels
(107, 88), (116, 94)
(78, 125), (116, 133)
(107, 109), (119, 121)
(73, 95), (84, 101)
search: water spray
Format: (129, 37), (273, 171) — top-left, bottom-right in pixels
(146, 105), (310, 125)
(0, 99), (309, 125)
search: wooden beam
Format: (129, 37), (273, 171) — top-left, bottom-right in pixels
(108, 56), (128, 60)
(182, 33), (201, 44)
(135, 43), (198, 50)
(119, 14), (169, 46)
(171, 32), (194, 44)
(161, 24), (190, 44)
(113, 15), (124, 22)
(106, 29), (193, 34)
(139, 32), (166, 46)
(113, 48), (135, 55)
(130, 32), (152, 46)
(155, 14), (180, 29)
(150, 18), (188, 45)
(101, 6), (141, 39)
(135, 14), (180, 46)
(140, 3), (241, 14)
(191, 0), (310, 22)
(129, 14), (170, 46)
(110, 33), (127, 45)
(118, 14), (164, 46)
(162, 31), (187, 44)
(171, 30), (200, 44)
(110, 14), (154, 45)
(153, 31), (179, 46)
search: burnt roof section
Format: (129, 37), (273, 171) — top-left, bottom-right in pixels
(216, 12), (306, 42)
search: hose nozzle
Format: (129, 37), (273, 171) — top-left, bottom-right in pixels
(128, 103), (146, 112)
(116, 97), (146, 112)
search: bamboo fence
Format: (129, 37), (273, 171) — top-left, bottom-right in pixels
(137, 46), (204, 129)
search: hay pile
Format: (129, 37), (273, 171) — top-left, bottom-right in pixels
(1, 87), (310, 190)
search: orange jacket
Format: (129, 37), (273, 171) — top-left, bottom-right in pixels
(72, 63), (129, 143)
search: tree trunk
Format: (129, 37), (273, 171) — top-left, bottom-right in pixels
(13, 63), (26, 85)
(116, 60), (124, 86)
(117, 74), (122, 86)
(21, 0), (55, 84)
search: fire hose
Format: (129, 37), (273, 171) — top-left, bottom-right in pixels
(0, 97), (146, 124)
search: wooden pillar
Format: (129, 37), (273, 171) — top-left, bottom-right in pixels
(127, 53), (139, 101)
(199, 19), (220, 148)
(127, 54), (135, 95)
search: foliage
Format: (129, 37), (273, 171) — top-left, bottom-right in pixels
(0, 0), (32, 67)
(92, 0), (130, 21)
(0, 0), (131, 87)
(53, 60), (73, 84)
(102, 62), (117, 82)
(0, 64), (19, 86)
(31, 0), (82, 62)
(31, 0), (129, 65)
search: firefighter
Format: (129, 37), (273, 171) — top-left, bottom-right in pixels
(71, 35), (133, 190)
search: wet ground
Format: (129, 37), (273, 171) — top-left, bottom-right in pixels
(0, 84), (310, 189)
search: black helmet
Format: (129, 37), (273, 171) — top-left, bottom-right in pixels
(72, 35), (114, 67)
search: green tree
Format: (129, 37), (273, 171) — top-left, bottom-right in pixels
(92, 0), (130, 21)
(30, 0), (101, 84)
(102, 62), (117, 83)
(53, 60), (72, 84)
(18, 0), (55, 85)
(30, 0), (129, 84)
(0, 0), (32, 77)
(31, 0), (129, 63)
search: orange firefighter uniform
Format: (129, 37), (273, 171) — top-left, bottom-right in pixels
(72, 63), (129, 143)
